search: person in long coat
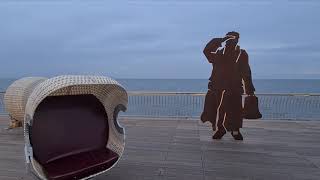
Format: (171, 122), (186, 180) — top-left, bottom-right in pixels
(201, 31), (255, 140)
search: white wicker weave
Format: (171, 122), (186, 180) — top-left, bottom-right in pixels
(3, 77), (47, 127)
(23, 75), (128, 180)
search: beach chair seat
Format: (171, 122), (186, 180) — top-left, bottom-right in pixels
(42, 148), (119, 180)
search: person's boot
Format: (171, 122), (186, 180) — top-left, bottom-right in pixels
(212, 129), (226, 139)
(231, 130), (243, 140)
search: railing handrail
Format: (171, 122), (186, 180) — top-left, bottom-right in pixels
(127, 91), (320, 96)
(1, 91), (320, 96)
(1, 90), (320, 120)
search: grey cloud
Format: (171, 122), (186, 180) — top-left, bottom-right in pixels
(0, 1), (320, 78)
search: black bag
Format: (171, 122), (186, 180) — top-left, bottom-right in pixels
(243, 95), (262, 119)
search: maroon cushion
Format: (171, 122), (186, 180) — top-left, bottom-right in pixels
(43, 148), (119, 180)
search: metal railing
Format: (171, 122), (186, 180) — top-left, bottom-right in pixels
(125, 92), (320, 120)
(1, 91), (320, 120)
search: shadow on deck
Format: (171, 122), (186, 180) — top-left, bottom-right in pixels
(0, 115), (320, 180)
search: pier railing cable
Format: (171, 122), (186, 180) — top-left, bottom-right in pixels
(1, 91), (320, 120)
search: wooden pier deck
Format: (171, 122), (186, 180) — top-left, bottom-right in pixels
(0, 115), (320, 180)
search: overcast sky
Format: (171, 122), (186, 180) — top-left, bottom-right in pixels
(0, 0), (319, 79)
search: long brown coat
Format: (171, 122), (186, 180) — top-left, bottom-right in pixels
(201, 38), (255, 131)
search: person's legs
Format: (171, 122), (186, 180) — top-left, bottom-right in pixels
(216, 108), (226, 131)
(212, 90), (227, 139)
(223, 92), (244, 140)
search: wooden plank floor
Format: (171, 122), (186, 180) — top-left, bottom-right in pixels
(1, 115), (320, 180)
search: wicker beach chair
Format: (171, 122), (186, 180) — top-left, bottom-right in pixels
(4, 77), (48, 128)
(9, 75), (127, 180)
